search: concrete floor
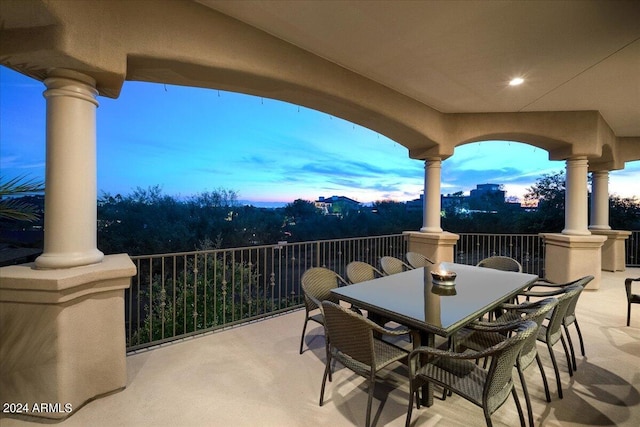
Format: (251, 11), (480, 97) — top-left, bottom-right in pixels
(3, 269), (640, 427)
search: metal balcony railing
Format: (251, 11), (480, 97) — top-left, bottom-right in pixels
(126, 234), (408, 351)
(453, 233), (546, 277)
(626, 230), (640, 267)
(126, 230), (640, 351)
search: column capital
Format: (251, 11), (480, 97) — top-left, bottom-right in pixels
(44, 69), (99, 107)
(565, 156), (588, 165)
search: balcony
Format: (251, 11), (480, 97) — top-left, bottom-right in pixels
(3, 261), (638, 426)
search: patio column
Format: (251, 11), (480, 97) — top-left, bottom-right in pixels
(589, 170), (632, 271)
(420, 158), (442, 233)
(0, 69), (136, 421)
(562, 156), (590, 236)
(407, 157), (458, 264)
(35, 69), (104, 269)
(589, 170), (611, 230)
(542, 156), (605, 289)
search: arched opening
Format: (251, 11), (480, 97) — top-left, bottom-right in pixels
(443, 141), (565, 204)
(1, 67), (425, 206)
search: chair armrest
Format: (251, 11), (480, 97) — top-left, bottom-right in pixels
(337, 275), (350, 287)
(499, 300), (541, 311)
(467, 317), (524, 332)
(368, 319), (412, 337)
(306, 293), (324, 311)
(408, 341), (507, 365)
(625, 277), (640, 297)
(526, 282), (566, 292)
(520, 287), (567, 298)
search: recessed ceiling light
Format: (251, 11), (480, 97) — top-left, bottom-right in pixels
(509, 77), (524, 86)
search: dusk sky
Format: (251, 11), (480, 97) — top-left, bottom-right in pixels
(1, 66), (638, 206)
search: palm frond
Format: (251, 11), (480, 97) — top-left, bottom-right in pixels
(0, 175), (45, 221)
(0, 175), (45, 196)
(0, 199), (40, 222)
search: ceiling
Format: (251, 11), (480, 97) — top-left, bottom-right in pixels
(199, 0), (640, 137)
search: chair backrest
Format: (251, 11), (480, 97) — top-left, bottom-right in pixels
(485, 320), (538, 412)
(321, 300), (376, 367)
(405, 251), (434, 269)
(562, 275), (593, 323)
(545, 285), (583, 345)
(346, 261), (383, 284)
(513, 298), (558, 368)
(626, 277), (640, 301)
(380, 256), (412, 275)
(301, 267), (345, 311)
(476, 256), (522, 272)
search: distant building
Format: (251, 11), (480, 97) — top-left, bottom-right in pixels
(468, 183), (506, 212)
(408, 184), (525, 215)
(315, 195), (361, 216)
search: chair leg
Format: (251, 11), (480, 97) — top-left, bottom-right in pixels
(512, 387), (526, 427)
(365, 373), (376, 427)
(560, 335), (573, 377)
(535, 353), (552, 402)
(484, 409), (494, 427)
(517, 366), (534, 427)
(325, 340), (333, 382)
(547, 343), (563, 399)
(563, 324), (577, 372)
(299, 317), (309, 354)
(406, 381), (415, 427)
(627, 303), (631, 326)
(319, 355), (331, 406)
(574, 320), (586, 356)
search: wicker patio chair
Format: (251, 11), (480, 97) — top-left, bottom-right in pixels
(405, 251), (435, 269)
(626, 277), (640, 326)
(406, 319), (537, 427)
(476, 255), (523, 272)
(346, 261), (384, 284)
(319, 301), (411, 427)
(456, 297), (558, 427)
(299, 267), (348, 354)
(525, 275), (593, 371)
(519, 284), (583, 399)
(380, 255), (413, 275)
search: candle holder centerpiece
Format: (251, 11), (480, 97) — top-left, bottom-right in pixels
(430, 266), (457, 287)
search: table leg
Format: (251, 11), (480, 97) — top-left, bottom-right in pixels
(416, 330), (435, 407)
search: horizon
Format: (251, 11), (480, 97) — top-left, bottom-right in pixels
(1, 67), (638, 204)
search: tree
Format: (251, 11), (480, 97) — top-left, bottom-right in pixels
(523, 171), (566, 232)
(610, 195), (640, 229)
(283, 199), (320, 222)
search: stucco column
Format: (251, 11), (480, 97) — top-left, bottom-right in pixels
(35, 69), (104, 269)
(589, 170), (631, 271)
(562, 156), (590, 236)
(589, 170), (611, 230)
(420, 158), (443, 233)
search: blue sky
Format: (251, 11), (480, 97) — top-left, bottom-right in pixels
(1, 66), (638, 206)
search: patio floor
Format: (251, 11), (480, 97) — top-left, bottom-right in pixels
(3, 269), (640, 427)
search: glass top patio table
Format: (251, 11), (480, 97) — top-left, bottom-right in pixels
(331, 262), (539, 339)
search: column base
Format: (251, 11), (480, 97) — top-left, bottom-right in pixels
(0, 254), (136, 420)
(35, 248), (105, 269)
(589, 229), (632, 272)
(404, 230), (460, 263)
(540, 233), (606, 290)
